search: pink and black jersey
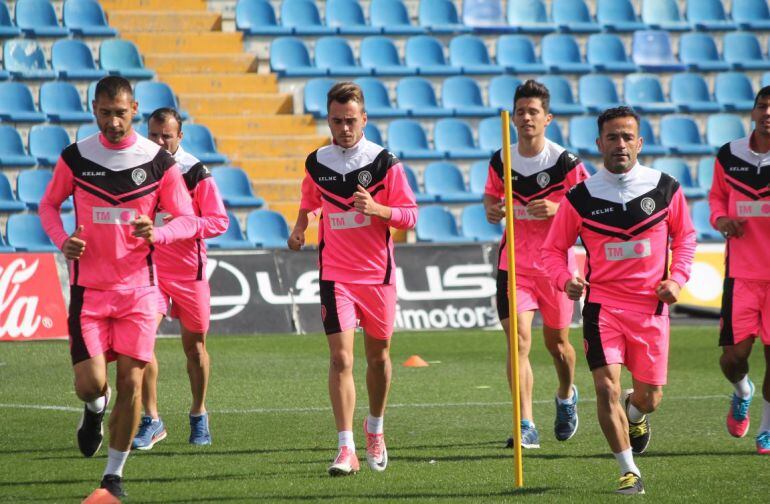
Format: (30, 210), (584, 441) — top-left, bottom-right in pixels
(542, 164), (697, 315)
(709, 135), (770, 281)
(300, 136), (417, 285)
(153, 146), (228, 282)
(39, 132), (197, 291)
(484, 139), (589, 276)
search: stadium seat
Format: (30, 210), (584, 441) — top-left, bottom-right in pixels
(419, 0), (471, 34)
(434, 119), (490, 159)
(77, 123), (99, 140)
(639, 118), (669, 155)
(546, 120), (566, 146)
(583, 159), (598, 175)
(15, 0), (70, 37)
(303, 78), (334, 118)
(632, 30), (685, 72)
(479, 116), (516, 152)
(723, 32), (770, 71)
(61, 212), (76, 235)
(354, 78), (405, 118)
(0, 126), (35, 167)
(207, 211), (251, 249)
(495, 35), (547, 74)
(0, 3), (21, 37)
(364, 123), (383, 145)
(424, 161), (477, 202)
(506, 0), (555, 33)
(235, 0), (292, 35)
(568, 116), (600, 156)
(270, 37), (327, 77)
(578, 74), (622, 114)
(387, 119), (444, 159)
(488, 75), (522, 111)
(652, 157), (705, 198)
(714, 73), (755, 112)
(135, 81), (188, 121)
(0, 83), (46, 123)
(669, 73), (721, 113)
(623, 74), (676, 114)
(39, 82), (93, 123)
(763, 72), (770, 88)
(707, 114), (746, 148)
(0, 172), (25, 212)
(325, 0), (380, 35)
(641, 0), (690, 31)
(29, 125), (70, 166)
(314, 37), (370, 76)
(211, 167), (265, 208)
(462, 203), (502, 241)
(6, 214), (58, 252)
(586, 33), (638, 73)
(541, 34), (591, 74)
(697, 156), (715, 191)
(403, 165), (435, 203)
(416, 205), (473, 242)
(469, 160), (490, 195)
(405, 36), (460, 75)
(246, 209), (289, 248)
(462, 0), (512, 32)
(691, 200), (723, 241)
(396, 77), (451, 117)
(17, 169), (73, 210)
(369, 0), (424, 35)
(679, 33), (730, 72)
(3, 39), (55, 80)
(537, 76), (586, 115)
(596, 0), (645, 32)
(660, 116), (714, 155)
(442, 76), (497, 116)
(685, 0), (736, 31)
(52, 39), (108, 80)
(280, 0), (335, 35)
(732, 0), (770, 31)
(99, 40), (154, 80)
(359, 36), (415, 76)
(552, 0), (601, 33)
(181, 124), (228, 164)
(449, 35), (503, 74)
(63, 0), (117, 37)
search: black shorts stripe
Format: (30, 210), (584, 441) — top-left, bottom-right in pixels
(319, 280), (342, 335)
(496, 269), (509, 321)
(582, 302), (608, 371)
(719, 277), (736, 346)
(195, 239), (203, 281)
(383, 228), (392, 284)
(68, 285), (89, 365)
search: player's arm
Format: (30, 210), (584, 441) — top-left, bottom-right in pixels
(354, 163), (417, 229)
(541, 200), (586, 300)
(483, 163), (505, 224)
(146, 164), (197, 245)
(39, 157), (83, 258)
(289, 171), (322, 250)
(193, 177), (229, 239)
(709, 157), (745, 238)
(658, 188), (697, 304)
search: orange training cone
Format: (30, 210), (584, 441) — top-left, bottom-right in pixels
(403, 355), (429, 367)
(82, 488), (121, 504)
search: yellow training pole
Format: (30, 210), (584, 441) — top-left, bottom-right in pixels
(501, 110), (523, 487)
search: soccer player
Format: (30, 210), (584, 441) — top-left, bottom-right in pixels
(39, 77), (197, 499)
(709, 86), (770, 454)
(287, 82), (417, 476)
(131, 108), (228, 451)
(542, 106), (696, 494)
(484, 79), (589, 449)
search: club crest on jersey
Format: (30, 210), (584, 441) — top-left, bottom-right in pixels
(131, 168), (147, 186)
(641, 197), (655, 215)
(358, 170), (372, 187)
(536, 172), (550, 188)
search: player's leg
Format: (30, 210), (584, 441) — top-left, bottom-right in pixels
(74, 354), (111, 458)
(758, 345), (770, 454)
(133, 309), (168, 451)
(181, 324), (210, 444)
(623, 379), (662, 456)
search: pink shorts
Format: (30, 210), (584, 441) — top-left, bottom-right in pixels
(68, 285), (159, 365)
(720, 278), (770, 346)
(582, 303), (669, 386)
(496, 270), (574, 329)
(157, 278), (211, 334)
(319, 280), (396, 340)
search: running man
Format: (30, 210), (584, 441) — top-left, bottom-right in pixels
(709, 85), (770, 454)
(287, 82), (417, 476)
(484, 79), (589, 448)
(131, 108), (228, 451)
(39, 77), (197, 500)
(542, 106), (696, 494)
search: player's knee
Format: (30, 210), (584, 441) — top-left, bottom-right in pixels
(184, 342), (207, 365)
(544, 338), (567, 358)
(115, 371), (143, 398)
(594, 379), (620, 405)
(636, 390), (663, 413)
(330, 351), (354, 373)
(74, 376), (104, 402)
(366, 350), (390, 369)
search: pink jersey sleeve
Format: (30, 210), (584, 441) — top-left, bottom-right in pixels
(708, 158), (730, 228)
(154, 164), (197, 245)
(193, 177), (229, 239)
(39, 157), (75, 250)
(566, 162), (591, 188)
(542, 199), (583, 292)
(386, 163), (417, 229)
(667, 188), (697, 288)
(300, 171), (322, 212)
(484, 165), (504, 198)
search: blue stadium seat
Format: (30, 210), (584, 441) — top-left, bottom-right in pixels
(679, 33), (730, 72)
(660, 116), (714, 155)
(396, 77), (451, 117)
(3, 39), (55, 80)
(488, 75), (522, 111)
(669, 73), (721, 113)
(17, 169), (73, 210)
(0, 3), (21, 38)
(207, 211), (251, 249)
(270, 37), (327, 77)
(39, 82), (93, 123)
(0, 125), (35, 166)
(6, 214), (58, 252)
(15, 0), (70, 37)
(478, 116), (516, 152)
(181, 124), (228, 164)
(546, 120), (566, 146)
(449, 35), (503, 74)
(405, 35), (460, 75)
(578, 74), (622, 114)
(632, 30), (685, 71)
(442, 76), (497, 116)
(723, 32), (770, 71)
(652, 157), (705, 199)
(639, 118), (669, 155)
(52, 39), (108, 80)
(424, 161), (476, 202)
(552, 0), (601, 33)
(419, 0), (470, 33)
(583, 159), (598, 175)
(364, 123), (383, 145)
(537, 75), (586, 115)
(506, 0), (555, 33)
(697, 157), (715, 191)
(29, 125), (70, 166)
(369, 0), (424, 35)
(403, 165), (435, 203)
(707, 114), (746, 148)
(135, 81), (188, 120)
(61, 212), (76, 235)
(387, 119), (444, 159)
(236, 0), (292, 35)
(623, 74), (676, 114)
(732, 0), (770, 30)
(496, 35), (547, 73)
(354, 78), (405, 118)
(280, 0), (335, 35)
(77, 123), (99, 140)
(462, 0), (512, 33)
(586, 33), (637, 73)
(569, 116), (600, 156)
(314, 37), (370, 76)
(541, 34), (592, 74)
(434, 119), (489, 159)
(359, 36), (415, 76)
(641, 0), (690, 31)
(469, 160), (490, 195)
(135, 122), (148, 137)
(462, 203), (502, 241)
(763, 72), (770, 88)
(211, 167), (265, 208)
(0, 83), (46, 123)
(99, 39), (154, 79)
(326, 0), (380, 35)
(0, 172), (25, 212)
(596, 0), (645, 32)
(686, 0), (736, 31)
(246, 209), (289, 248)
(63, 0), (117, 37)
(691, 200), (723, 241)
(416, 205), (473, 242)
(303, 77), (334, 118)
(714, 73), (755, 112)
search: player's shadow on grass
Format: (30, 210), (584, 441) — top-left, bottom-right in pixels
(0, 446), (75, 455)
(526, 450), (757, 460)
(0, 473), (252, 488)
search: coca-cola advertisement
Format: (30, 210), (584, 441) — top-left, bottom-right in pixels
(0, 254), (68, 341)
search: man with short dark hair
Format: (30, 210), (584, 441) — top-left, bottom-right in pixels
(542, 106), (696, 494)
(288, 81), (417, 476)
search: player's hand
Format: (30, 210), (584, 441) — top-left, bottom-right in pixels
(485, 200), (505, 224)
(131, 215), (155, 244)
(656, 279), (681, 305)
(564, 276), (589, 301)
(353, 184), (383, 217)
(62, 225), (86, 260)
(288, 228), (305, 251)
(527, 199), (558, 219)
(715, 217), (747, 238)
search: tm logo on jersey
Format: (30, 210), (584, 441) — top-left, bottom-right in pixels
(604, 239), (651, 261)
(329, 211), (371, 229)
(737, 201), (770, 217)
(93, 207), (136, 225)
